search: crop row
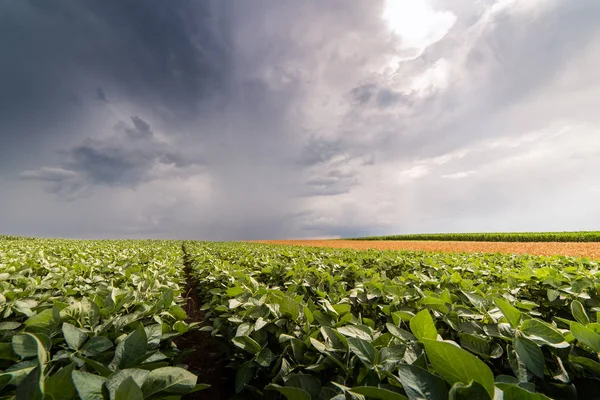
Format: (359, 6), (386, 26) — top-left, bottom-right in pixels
(0, 239), (206, 399)
(348, 231), (600, 242)
(187, 241), (600, 399)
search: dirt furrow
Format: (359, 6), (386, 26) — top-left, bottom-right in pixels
(178, 242), (233, 400)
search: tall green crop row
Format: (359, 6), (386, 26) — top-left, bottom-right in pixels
(349, 231), (600, 242)
(188, 241), (600, 399)
(0, 239), (207, 399)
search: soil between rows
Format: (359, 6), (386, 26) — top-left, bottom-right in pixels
(177, 242), (234, 400)
(251, 240), (600, 260)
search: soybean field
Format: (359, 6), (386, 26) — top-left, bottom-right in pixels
(3, 237), (600, 399)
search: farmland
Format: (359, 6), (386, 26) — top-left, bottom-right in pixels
(189, 241), (600, 399)
(0, 239), (207, 399)
(255, 240), (600, 260)
(3, 238), (600, 399)
(347, 231), (600, 242)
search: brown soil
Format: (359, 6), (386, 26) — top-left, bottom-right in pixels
(251, 240), (600, 260)
(178, 243), (234, 400)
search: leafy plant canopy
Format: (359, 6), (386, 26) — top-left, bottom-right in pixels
(3, 237), (600, 399)
(0, 239), (207, 400)
(187, 241), (600, 399)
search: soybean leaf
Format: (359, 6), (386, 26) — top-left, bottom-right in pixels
(141, 366), (198, 397)
(520, 319), (569, 348)
(0, 363), (36, 387)
(448, 381), (491, 400)
(232, 336), (262, 355)
(337, 325), (373, 341)
(235, 361), (256, 394)
(76, 356), (112, 377)
(569, 355), (600, 375)
(109, 325), (148, 369)
(347, 337), (377, 367)
(72, 370), (106, 400)
(333, 304), (352, 316)
(285, 373), (322, 397)
(266, 384), (311, 400)
(105, 369), (149, 400)
(81, 336), (113, 357)
(387, 324), (417, 342)
(459, 334), (490, 357)
(0, 322), (21, 331)
(63, 298), (101, 327)
(0, 375), (11, 391)
(496, 383), (553, 399)
(410, 310), (437, 342)
(0, 342), (18, 361)
(379, 345), (406, 366)
(115, 377), (143, 400)
(63, 322), (89, 350)
(255, 317), (269, 331)
(144, 324), (163, 350)
(462, 291), (486, 309)
(392, 311), (415, 324)
(23, 309), (57, 329)
(507, 344), (531, 383)
(169, 305), (187, 320)
(16, 366), (43, 400)
(255, 347), (275, 367)
(310, 338), (327, 353)
(188, 383), (211, 393)
(322, 326), (347, 350)
(12, 333), (49, 370)
(547, 289), (560, 302)
(395, 364), (448, 400)
(12, 334), (38, 358)
(571, 300), (590, 325)
(571, 321), (600, 352)
(44, 363), (76, 400)
(513, 337), (545, 378)
(278, 296), (301, 321)
(493, 298), (522, 329)
(422, 339), (495, 398)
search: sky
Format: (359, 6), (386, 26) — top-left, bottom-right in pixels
(1, 0), (600, 240)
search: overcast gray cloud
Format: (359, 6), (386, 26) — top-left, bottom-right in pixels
(20, 116), (203, 199)
(1, 0), (599, 239)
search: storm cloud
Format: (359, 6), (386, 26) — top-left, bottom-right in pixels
(1, 0), (600, 239)
(20, 116), (202, 199)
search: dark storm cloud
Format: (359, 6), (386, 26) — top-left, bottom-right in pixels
(0, 0), (231, 169)
(305, 169), (359, 196)
(20, 116), (201, 198)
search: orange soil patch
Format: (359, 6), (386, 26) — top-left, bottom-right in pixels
(251, 240), (600, 260)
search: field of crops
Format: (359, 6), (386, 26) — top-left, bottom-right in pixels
(349, 231), (600, 242)
(189, 242), (600, 399)
(0, 238), (207, 399)
(3, 238), (600, 399)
